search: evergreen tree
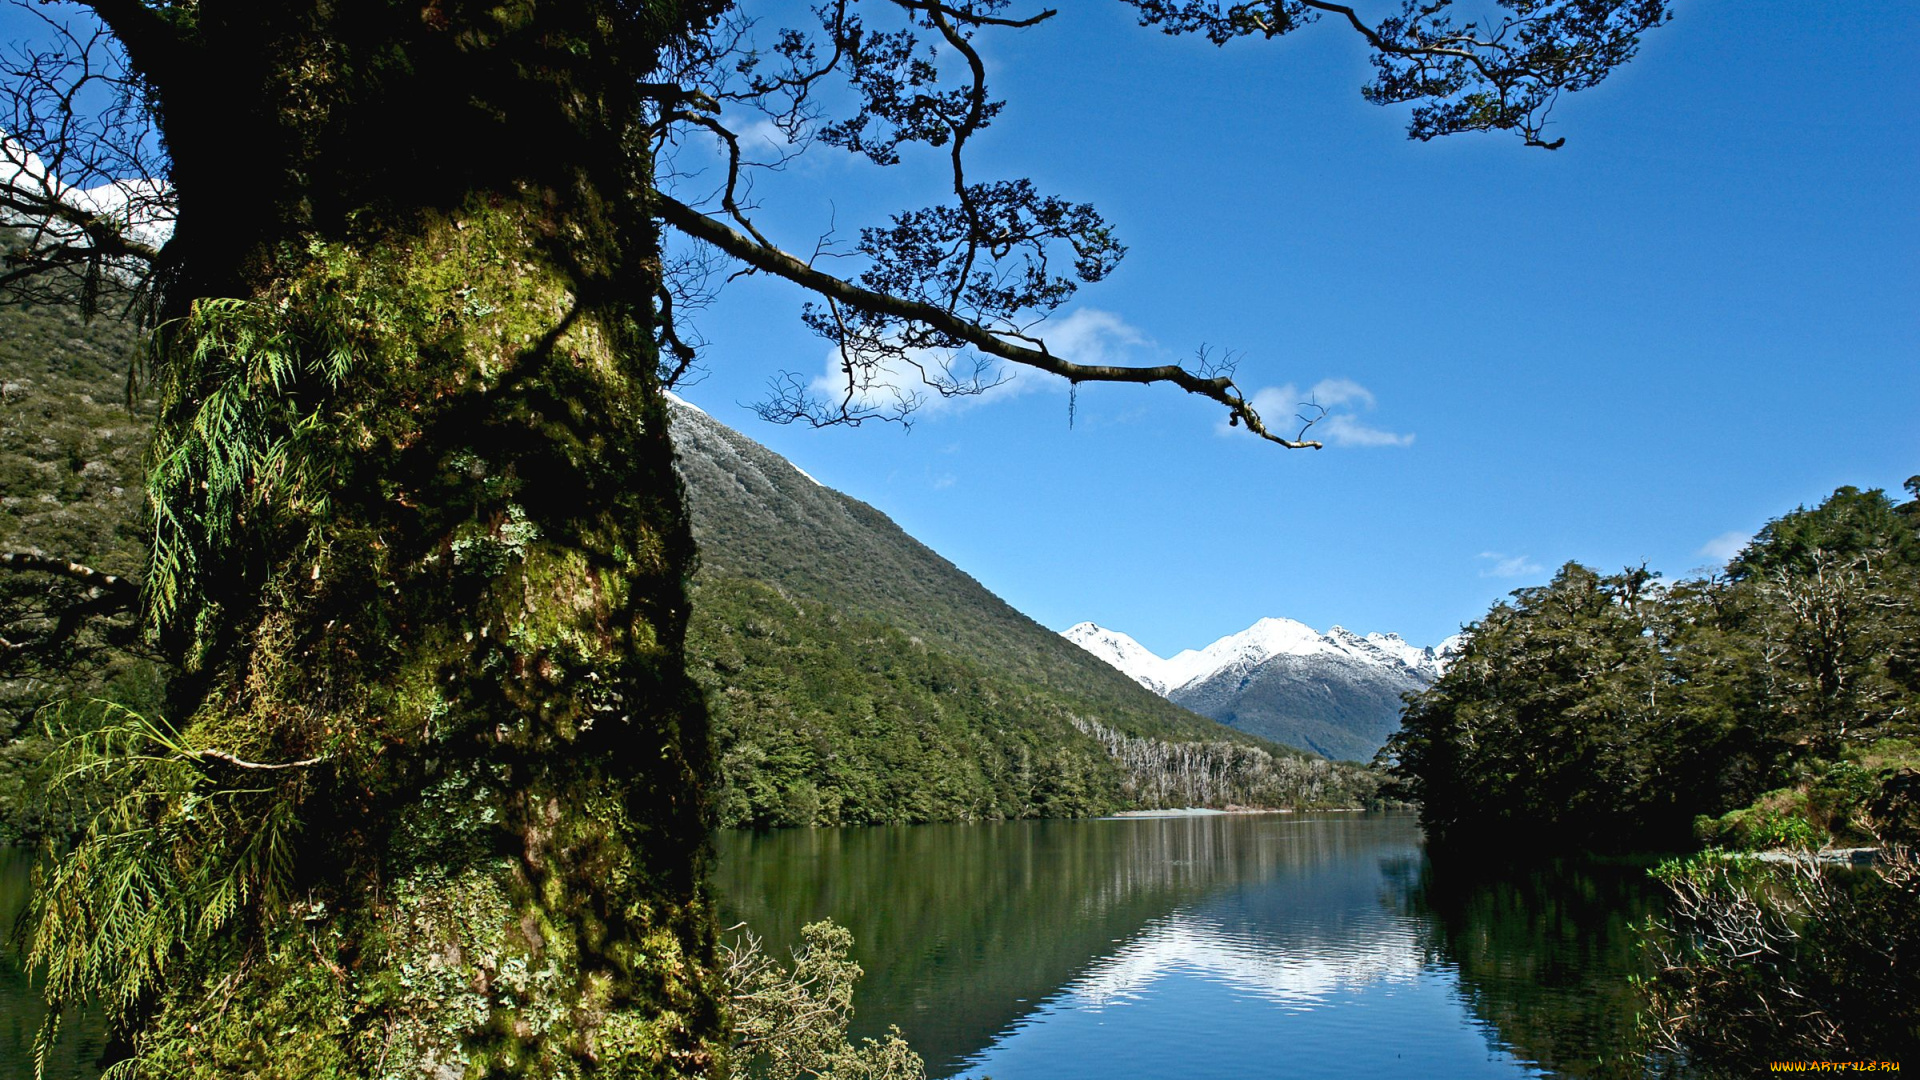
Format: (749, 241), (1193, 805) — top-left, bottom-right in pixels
(1728, 486), (1920, 754)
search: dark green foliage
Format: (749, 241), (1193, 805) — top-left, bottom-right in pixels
(1729, 483), (1920, 580)
(690, 577), (1123, 826)
(1396, 855), (1667, 1080)
(1388, 564), (1752, 850)
(1728, 488), (1920, 755)
(1378, 479), (1920, 1069)
(141, 292), (364, 647)
(25, 702), (303, 1076)
(1389, 482), (1920, 853)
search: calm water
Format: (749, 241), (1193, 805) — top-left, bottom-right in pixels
(1, 812), (1663, 1077)
(2, 847), (108, 1080)
(714, 812), (1664, 1080)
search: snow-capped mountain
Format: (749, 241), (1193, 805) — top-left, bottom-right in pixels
(0, 139), (176, 253)
(1063, 618), (1462, 762)
(1064, 619), (1455, 696)
(1061, 623), (1186, 695)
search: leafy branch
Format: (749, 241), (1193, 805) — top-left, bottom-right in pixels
(26, 701), (312, 1080)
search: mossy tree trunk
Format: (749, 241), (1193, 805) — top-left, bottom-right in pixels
(74, 2), (728, 1075)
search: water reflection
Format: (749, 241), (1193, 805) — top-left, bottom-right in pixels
(715, 813), (1319, 1072)
(1062, 906), (1421, 1011)
(1, 846), (107, 1080)
(715, 812), (1663, 1080)
(1, 814), (1662, 1079)
(1395, 854), (1666, 1079)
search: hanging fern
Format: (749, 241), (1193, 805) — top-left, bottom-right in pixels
(142, 286), (369, 648)
(25, 701), (307, 1080)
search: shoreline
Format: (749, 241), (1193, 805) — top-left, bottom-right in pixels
(1103, 805), (1370, 820)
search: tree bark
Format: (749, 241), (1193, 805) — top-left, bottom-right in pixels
(100, 3), (727, 1075)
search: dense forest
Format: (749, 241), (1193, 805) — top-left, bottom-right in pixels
(1386, 479), (1920, 1066)
(1388, 481), (1920, 852)
(670, 398), (1381, 827)
(0, 299), (167, 841)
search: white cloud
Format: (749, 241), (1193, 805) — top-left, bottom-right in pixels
(1697, 530), (1751, 564)
(1041, 308), (1150, 368)
(1318, 413), (1415, 448)
(1304, 377), (1376, 411)
(726, 115), (798, 156)
(1231, 378), (1412, 447)
(1478, 552), (1544, 578)
(807, 307), (1151, 417)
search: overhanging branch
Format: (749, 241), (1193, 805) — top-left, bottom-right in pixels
(0, 185), (165, 265)
(656, 194), (1321, 449)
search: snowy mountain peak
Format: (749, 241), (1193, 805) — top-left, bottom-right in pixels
(1062, 614), (1462, 760)
(1061, 622), (1177, 695)
(1204, 616), (1322, 664)
(1063, 614), (1453, 697)
(1362, 631), (1440, 675)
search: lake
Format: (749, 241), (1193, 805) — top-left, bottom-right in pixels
(1, 847), (109, 1080)
(714, 811), (1664, 1079)
(2, 812), (1664, 1077)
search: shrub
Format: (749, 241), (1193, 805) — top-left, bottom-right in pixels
(1638, 848), (1920, 1071)
(721, 920), (928, 1080)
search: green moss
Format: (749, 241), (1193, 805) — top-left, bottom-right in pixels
(19, 177), (720, 1076)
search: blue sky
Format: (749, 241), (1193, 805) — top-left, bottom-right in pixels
(668, 1), (1919, 653)
(5, 2), (1912, 654)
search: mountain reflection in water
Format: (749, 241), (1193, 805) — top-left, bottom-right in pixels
(714, 812), (1662, 1080)
(0, 814), (1663, 1078)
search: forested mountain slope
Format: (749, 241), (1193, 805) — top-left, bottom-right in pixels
(672, 398), (1262, 742)
(0, 300), (164, 839)
(671, 399), (1377, 826)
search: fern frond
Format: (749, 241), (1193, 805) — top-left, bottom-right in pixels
(144, 293), (364, 641)
(26, 701), (306, 1075)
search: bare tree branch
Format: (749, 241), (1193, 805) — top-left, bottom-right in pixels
(0, 4), (174, 311)
(658, 193), (1321, 448)
(0, 550), (140, 607)
(193, 749), (327, 772)
(889, 1), (1056, 30)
